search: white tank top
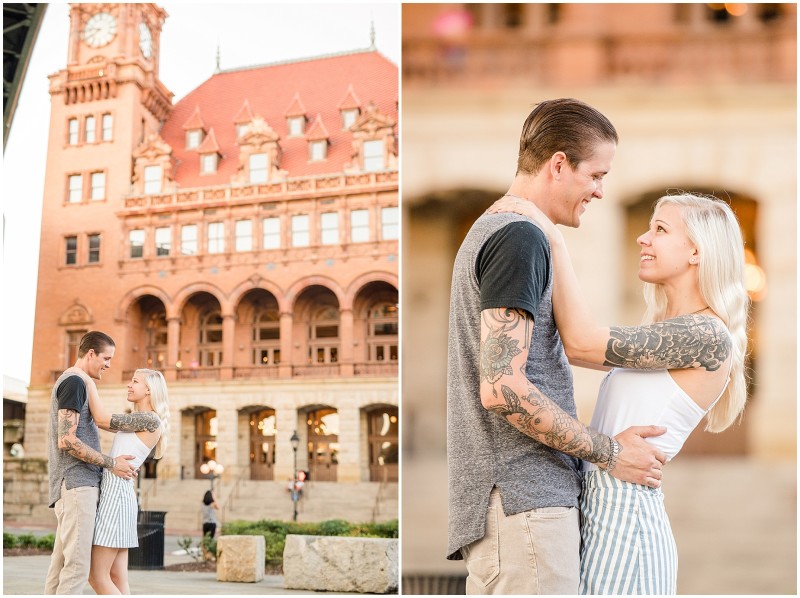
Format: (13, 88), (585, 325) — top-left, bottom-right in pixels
(582, 365), (730, 472)
(109, 431), (156, 468)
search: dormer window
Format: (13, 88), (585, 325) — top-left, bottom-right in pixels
(143, 165), (163, 195)
(287, 116), (306, 137)
(186, 129), (203, 149)
(309, 140), (327, 162)
(342, 108), (359, 129)
(249, 153), (268, 184)
(363, 140), (385, 171)
(200, 153), (218, 174)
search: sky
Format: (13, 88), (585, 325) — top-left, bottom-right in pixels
(2, 2), (401, 386)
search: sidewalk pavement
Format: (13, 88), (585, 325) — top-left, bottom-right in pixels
(2, 524), (335, 595)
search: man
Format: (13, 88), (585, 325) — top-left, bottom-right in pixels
(447, 99), (667, 594)
(45, 331), (137, 595)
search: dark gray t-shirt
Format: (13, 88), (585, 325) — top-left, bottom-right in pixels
(447, 213), (581, 560)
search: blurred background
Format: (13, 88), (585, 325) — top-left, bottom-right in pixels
(400, 3), (796, 594)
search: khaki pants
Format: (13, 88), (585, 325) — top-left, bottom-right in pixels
(44, 482), (99, 595)
(462, 488), (580, 595)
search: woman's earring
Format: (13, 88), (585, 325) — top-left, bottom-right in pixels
(690, 257), (696, 264)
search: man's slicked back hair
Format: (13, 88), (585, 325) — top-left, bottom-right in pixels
(517, 98), (618, 175)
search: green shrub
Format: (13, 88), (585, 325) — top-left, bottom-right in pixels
(317, 519), (352, 537)
(36, 534), (56, 551)
(3, 532), (18, 549)
(16, 534), (37, 549)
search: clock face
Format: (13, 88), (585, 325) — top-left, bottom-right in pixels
(84, 12), (117, 48)
(139, 23), (153, 58)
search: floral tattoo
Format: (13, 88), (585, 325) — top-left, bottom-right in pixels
(605, 314), (731, 371)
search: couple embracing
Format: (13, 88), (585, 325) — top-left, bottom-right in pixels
(447, 99), (748, 594)
(45, 331), (170, 595)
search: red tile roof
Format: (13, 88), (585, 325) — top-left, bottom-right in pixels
(161, 49), (397, 187)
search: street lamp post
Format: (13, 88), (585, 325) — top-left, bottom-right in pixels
(290, 431), (300, 522)
(199, 459), (224, 493)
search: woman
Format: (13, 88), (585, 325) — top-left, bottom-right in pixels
(490, 193), (748, 594)
(201, 490), (219, 539)
(67, 368), (169, 595)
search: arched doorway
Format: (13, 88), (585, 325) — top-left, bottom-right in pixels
(306, 407), (339, 481)
(367, 406), (399, 482)
(248, 407), (276, 480)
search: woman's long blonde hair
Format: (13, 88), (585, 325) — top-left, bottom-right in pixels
(135, 368), (170, 459)
(641, 193), (749, 432)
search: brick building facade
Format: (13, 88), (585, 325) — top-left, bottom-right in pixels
(24, 3), (398, 489)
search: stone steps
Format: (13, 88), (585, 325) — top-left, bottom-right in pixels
(138, 479), (398, 532)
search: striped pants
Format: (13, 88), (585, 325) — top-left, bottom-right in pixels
(93, 469), (138, 548)
(579, 470), (678, 595)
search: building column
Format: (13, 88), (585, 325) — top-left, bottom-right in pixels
(337, 404), (361, 482)
(339, 308), (354, 376)
(214, 402), (237, 483)
(163, 403), (181, 481)
(166, 316), (180, 382)
(274, 406), (301, 481)
(279, 312), (293, 378)
(220, 313), (235, 380)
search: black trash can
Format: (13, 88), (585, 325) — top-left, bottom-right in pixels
(128, 510), (167, 570)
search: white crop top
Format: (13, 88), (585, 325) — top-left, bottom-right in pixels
(582, 365), (730, 472)
(109, 431), (157, 468)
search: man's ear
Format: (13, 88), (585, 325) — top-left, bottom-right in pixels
(550, 151), (568, 180)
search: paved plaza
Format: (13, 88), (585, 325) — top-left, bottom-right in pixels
(2, 530), (350, 595)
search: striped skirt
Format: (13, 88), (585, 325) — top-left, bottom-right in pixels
(93, 469), (138, 548)
(579, 470), (678, 595)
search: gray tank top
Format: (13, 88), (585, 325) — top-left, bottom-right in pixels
(446, 212), (581, 560)
(48, 372), (102, 507)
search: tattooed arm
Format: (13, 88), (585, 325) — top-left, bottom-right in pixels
(56, 408), (138, 479)
(65, 367), (161, 433)
(485, 198), (731, 371)
(480, 307), (667, 486)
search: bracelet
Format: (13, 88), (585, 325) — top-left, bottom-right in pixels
(605, 438), (620, 474)
(111, 457), (116, 471)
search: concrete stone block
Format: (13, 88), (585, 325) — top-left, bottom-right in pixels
(216, 535), (265, 583)
(283, 535), (398, 593)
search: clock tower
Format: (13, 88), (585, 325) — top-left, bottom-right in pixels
(29, 3), (173, 390)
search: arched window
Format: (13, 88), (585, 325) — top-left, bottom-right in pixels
(309, 305), (339, 364)
(252, 307), (280, 365)
(199, 310), (223, 366)
(145, 311), (168, 368)
(368, 302), (398, 362)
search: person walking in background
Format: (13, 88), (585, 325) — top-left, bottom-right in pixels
(490, 192), (747, 594)
(66, 368), (169, 595)
(44, 331), (138, 595)
(201, 490), (220, 539)
(447, 98), (668, 595)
